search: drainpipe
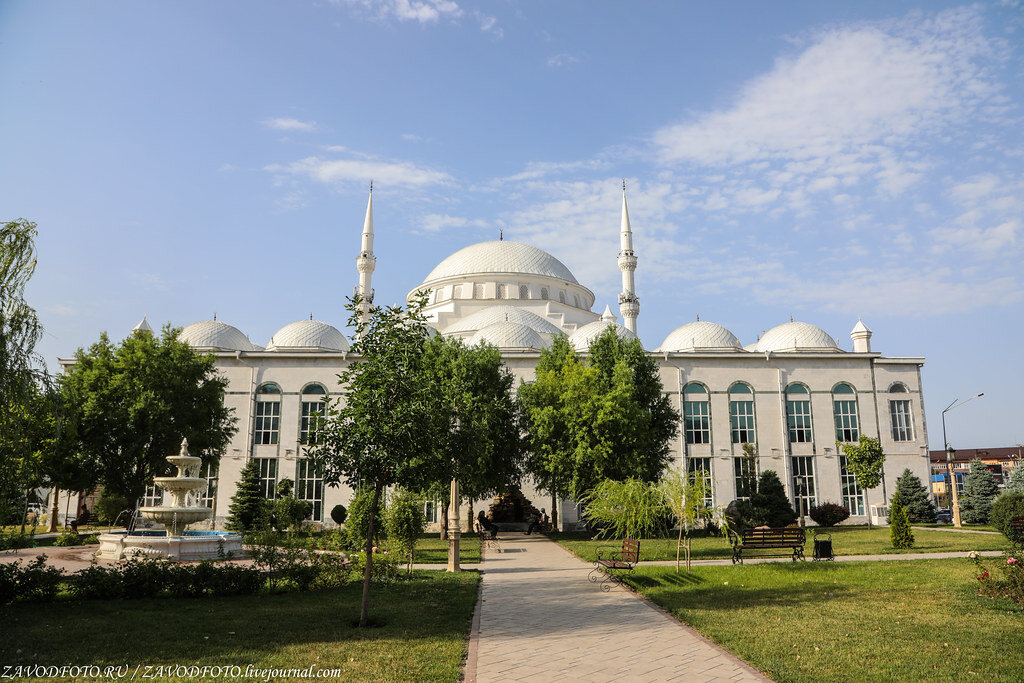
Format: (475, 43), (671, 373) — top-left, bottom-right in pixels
(776, 364), (793, 499)
(235, 351), (257, 462)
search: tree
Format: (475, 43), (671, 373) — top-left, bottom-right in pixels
(748, 470), (797, 528)
(385, 488), (427, 574)
(520, 328), (678, 518)
(420, 335), (522, 537)
(272, 479), (312, 536)
(840, 435), (885, 529)
(226, 459), (269, 533)
(960, 458), (1000, 524)
(581, 478), (665, 540)
(891, 468), (936, 523)
(889, 490), (914, 549)
(344, 487), (386, 550)
(306, 294), (441, 627)
(658, 468), (721, 572)
(62, 326), (236, 505)
(1006, 462), (1024, 494)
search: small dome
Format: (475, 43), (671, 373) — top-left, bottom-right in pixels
(752, 322), (840, 353)
(568, 320), (638, 352)
(179, 320), (257, 352)
(443, 305), (563, 336)
(468, 321), (548, 350)
(423, 241), (579, 285)
(267, 320), (349, 352)
(658, 321), (741, 352)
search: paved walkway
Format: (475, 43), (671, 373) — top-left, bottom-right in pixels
(467, 534), (767, 682)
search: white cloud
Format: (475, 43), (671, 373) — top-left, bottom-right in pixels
(932, 219), (1019, 254)
(475, 11), (502, 38)
(262, 118), (317, 132)
(401, 133), (423, 142)
(266, 154), (453, 188)
(547, 53), (580, 68)
(419, 214), (489, 233)
(334, 0), (462, 24)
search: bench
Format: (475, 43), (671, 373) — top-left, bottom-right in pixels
(475, 522), (501, 553)
(1011, 517), (1024, 546)
(588, 538), (640, 591)
(730, 527), (806, 564)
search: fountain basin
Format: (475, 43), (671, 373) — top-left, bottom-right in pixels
(96, 529), (244, 562)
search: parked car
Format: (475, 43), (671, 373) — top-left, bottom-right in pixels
(936, 509), (952, 524)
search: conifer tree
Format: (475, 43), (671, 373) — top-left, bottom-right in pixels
(891, 468), (936, 523)
(889, 490), (914, 549)
(749, 470), (797, 527)
(226, 459), (268, 532)
(960, 458), (1000, 524)
(1006, 462), (1024, 494)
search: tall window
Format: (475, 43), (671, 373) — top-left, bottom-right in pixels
(734, 456), (756, 499)
(729, 383), (755, 444)
(424, 500), (438, 524)
(300, 384), (327, 447)
(199, 461), (218, 509)
(254, 383), (281, 445)
(559, 291), (566, 304)
(687, 458), (714, 507)
(141, 484), (162, 509)
(832, 383), (859, 442)
(295, 458), (323, 522)
(839, 456), (865, 515)
(256, 457), (278, 499)
(497, 284), (507, 299)
(683, 383), (710, 444)
(519, 285), (529, 299)
(791, 456), (817, 512)
(574, 294), (580, 308)
(786, 384), (812, 443)
(540, 287), (549, 300)
(889, 400), (914, 442)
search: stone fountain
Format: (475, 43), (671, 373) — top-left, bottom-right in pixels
(96, 438), (243, 561)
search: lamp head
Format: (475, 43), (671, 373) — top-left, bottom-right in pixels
(946, 445), (955, 463)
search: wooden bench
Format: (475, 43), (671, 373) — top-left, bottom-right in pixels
(475, 522), (500, 553)
(1010, 517), (1024, 546)
(588, 538), (640, 591)
(730, 527), (806, 564)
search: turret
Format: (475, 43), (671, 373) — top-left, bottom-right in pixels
(617, 181), (639, 334)
(851, 319), (872, 353)
(354, 183), (376, 326)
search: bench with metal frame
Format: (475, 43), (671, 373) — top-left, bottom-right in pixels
(730, 527), (806, 564)
(588, 538), (640, 591)
(1010, 517), (1024, 547)
(475, 522), (501, 553)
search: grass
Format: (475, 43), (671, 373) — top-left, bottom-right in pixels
(413, 533), (482, 564)
(625, 559), (1022, 682)
(549, 525), (1010, 563)
(1, 571), (480, 682)
(915, 523), (999, 532)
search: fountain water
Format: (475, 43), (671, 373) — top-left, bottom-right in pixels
(96, 439), (243, 561)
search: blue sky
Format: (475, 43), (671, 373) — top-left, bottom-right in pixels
(2, 1), (1022, 448)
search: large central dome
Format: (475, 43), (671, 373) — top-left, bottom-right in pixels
(422, 241), (579, 285)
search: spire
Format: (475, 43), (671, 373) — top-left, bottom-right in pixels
(132, 315), (153, 335)
(601, 304), (617, 323)
(354, 183), (377, 328)
(617, 180), (639, 334)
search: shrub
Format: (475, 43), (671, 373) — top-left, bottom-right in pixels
(71, 564), (125, 599)
(271, 479), (312, 535)
(330, 504), (347, 526)
(120, 558), (170, 599)
(889, 491), (914, 549)
(990, 493), (1024, 543)
(384, 488), (426, 572)
(345, 488), (386, 551)
(0, 532), (35, 551)
(973, 549), (1024, 606)
(17, 556), (65, 602)
(94, 489), (135, 526)
(53, 531), (85, 546)
(809, 502), (850, 527)
(0, 562), (18, 604)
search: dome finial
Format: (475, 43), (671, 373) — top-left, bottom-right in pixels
(310, 312), (313, 320)
(369, 179), (373, 194)
(696, 313), (700, 322)
(213, 312), (217, 321)
(500, 228), (503, 241)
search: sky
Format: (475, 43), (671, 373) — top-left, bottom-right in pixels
(1, 0), (1022, 448)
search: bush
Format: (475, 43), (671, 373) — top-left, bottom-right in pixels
(0, 532), (35, 551)
(71, 564), (125, 600)
(809, 502), (850, 527)
(53, 531), (84, 546)
(973, 549), (1024, 606)
(384, 489), (426, 572)
(330, 504), (347, 526)
(94, 489), (135, 526)
(17, 556), (65, 602)
(990, 493), (1024, 543)
(889, 491), (914, 549)
(271, 479), (312, 535)
(0, 562), (19, 604)
(120, 558), (171, 599)
(345, 489), (386, 551)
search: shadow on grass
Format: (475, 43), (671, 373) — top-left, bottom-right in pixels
(628, 572), (705, 588)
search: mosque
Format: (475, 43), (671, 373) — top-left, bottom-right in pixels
(168, 188), (930, 529)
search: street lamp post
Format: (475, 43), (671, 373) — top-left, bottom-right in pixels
(941, 393), (983, 529)
(794, 474), (807, 529)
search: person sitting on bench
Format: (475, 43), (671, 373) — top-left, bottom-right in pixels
(477, 511), (498, 539)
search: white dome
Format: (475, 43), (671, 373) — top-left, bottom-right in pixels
(423, 241), (578, 284)
(568, 320), (638, 352)
(658, 321), (742, 352)
(443, 305), (563, 336)
(468, 321), (548, 350)
(179, 320), (257, 352)
(752, 322), (840, 353)
(266, 320), (349, 352)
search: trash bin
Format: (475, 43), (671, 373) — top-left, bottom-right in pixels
(813, 532), (834, 561)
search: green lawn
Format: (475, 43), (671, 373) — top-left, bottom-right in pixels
(549, 526), (1009, 563)
(915, 523), (999, 532)
(1, 571), (479, 682)
(412, 534), (482, 564)
(625, 559), (1022, 682)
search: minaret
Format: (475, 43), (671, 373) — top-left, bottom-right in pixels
(354, 182), (376, 325)
(851, 318), (872, 353)
(617, 181), (639, 334)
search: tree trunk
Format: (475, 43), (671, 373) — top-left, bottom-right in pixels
(466, 500), (474, 533)
(20, 487), (30, 535)
(48, 487), (59, 533)
(359, 482), (383, 628)
(676, 524), (683, 573)
(440, 498), (449, 540)
(550, 491), (558, 531)
(863, 487), (872, 530)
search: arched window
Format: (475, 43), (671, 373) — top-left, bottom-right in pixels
(889, 382), (908, 393)
(254, 383), (281, 445)
(729, 383), (755, 444)
(832, 383), (859, 442)
(574, 294), (580, 308)
(683, 382), (710, 444)
(786, 383), (812, 443)
(519, 285), (529, 299)
(559, 291), (566, 304)
(540, 287), (549, 300)
(300, 384), (327, 446)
